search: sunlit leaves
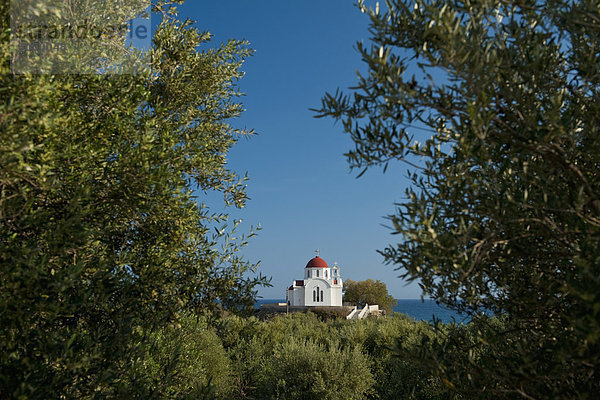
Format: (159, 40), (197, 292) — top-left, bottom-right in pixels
(0, 1), (268, 397)
(317, 0), (600, 398)
(343, 278), (398, 315)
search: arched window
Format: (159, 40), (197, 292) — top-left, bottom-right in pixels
(316, 287), (320, 302)
(313, 290), (316, 302)
(316, 270), (319, 278)
(325, 270), (328, 278)
(321, 290), (324, 302)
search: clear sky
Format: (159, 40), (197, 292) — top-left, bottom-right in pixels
(178, 1), (422, 299)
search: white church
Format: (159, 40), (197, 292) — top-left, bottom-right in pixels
(287, 251), (343, 307)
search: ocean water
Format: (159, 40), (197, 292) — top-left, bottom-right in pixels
(255, 299), (468, 324)
(393, 299), (468, 324)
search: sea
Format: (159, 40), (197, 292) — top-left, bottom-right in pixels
(255, 299), (468, 324)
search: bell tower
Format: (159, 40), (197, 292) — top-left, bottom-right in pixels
(332, 262), (342, 286)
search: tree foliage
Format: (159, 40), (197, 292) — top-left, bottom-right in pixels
(316, 0), (600, 398)
(222, 312), (451, 400)
(133, 314), (235, 399)
(249, 337), (375, 400)
(343, 278), (398, 314)
(0, 0), (268, 397)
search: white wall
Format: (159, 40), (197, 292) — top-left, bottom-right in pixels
(306, 267), (330, 279)
(330, 286), (343, 306)
(288, 287), (305, 306)
(304, 279), (338, 306)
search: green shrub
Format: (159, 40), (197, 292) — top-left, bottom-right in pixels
(310, 307), (350, 321)
(215, 314), (262, 351)
(133, 315), (234, 399)
(226, 312), (455, 400)
(252, 337), (374, 400)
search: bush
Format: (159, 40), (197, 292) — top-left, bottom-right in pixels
(250, 337), (375, 400)
(226, 312), (453, 400)
(133, 315), (234, 399)
(310, 307), (350, 321)
(335, 315), (452, 400)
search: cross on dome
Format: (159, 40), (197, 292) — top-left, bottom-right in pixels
(315, 248), (320, 257)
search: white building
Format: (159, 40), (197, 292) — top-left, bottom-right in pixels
(287, 253), (343, 307)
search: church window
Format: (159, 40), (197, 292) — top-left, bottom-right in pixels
(321, 290), (324, 302)
(316, 270), (319, 277)
(313, 290), (316, 302)
(325, 270), (328, 278)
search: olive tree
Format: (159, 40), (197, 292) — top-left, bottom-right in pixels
(343, 278), (397, 314)
(316, 0), (600, 398)
(0, 0), (267, 398)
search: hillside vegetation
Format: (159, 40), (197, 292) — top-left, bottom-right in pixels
(142, 311), (496, 400)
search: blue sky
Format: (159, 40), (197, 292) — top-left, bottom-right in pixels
(178, 1), (422, 299)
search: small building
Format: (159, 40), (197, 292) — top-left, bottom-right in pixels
(287, 252), (343, 307)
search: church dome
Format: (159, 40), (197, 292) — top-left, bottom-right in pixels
(305, 256), (328, 268)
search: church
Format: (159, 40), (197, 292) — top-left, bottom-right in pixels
(287, 251), (343, 307)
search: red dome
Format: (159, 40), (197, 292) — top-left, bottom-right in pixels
(305, 256), (329, 268)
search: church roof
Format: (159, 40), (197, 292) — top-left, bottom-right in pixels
(305, 256), (329, 268)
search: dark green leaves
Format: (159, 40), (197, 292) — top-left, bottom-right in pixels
(317, 0), (600, 398)
(0, 1), (268, 397)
